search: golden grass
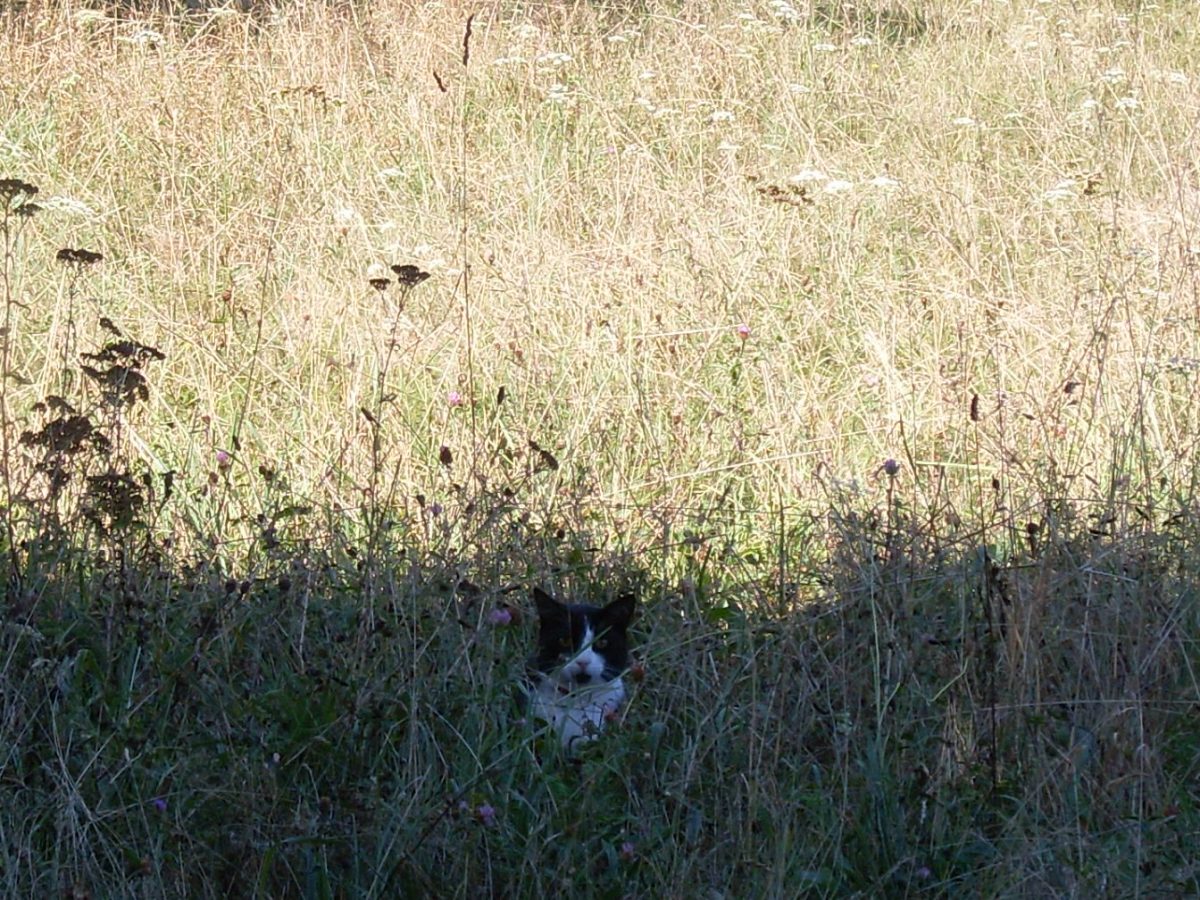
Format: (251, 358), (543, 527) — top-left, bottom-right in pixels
(2, 0), (1199, 544)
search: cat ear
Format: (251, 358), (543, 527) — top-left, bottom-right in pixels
(601, 592), (637, 625)
(532, 587), (565, 617)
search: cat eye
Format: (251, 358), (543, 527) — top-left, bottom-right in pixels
(594, 638), (608, 649)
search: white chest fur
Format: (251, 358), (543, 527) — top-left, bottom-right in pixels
(530, 674), (626, 751)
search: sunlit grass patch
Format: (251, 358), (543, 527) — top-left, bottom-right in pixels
(1, 0), (1199, 895)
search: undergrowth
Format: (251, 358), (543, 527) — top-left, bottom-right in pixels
(2, 1), (1200, 897)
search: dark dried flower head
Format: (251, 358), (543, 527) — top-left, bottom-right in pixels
(391, 264), (430, 288)
(0, 178), (38, 205)
(83, 470), (147, 535)
(56, 247), (104, 267)
(82, 338), (165, 367)
(528, 439), (559, 472)
(82, 364), (150, 407)
(369, 277), (391, 293)
(20, 413), (108, 457)
(461, 14), (475, 68)
(46, 395), (78, 415)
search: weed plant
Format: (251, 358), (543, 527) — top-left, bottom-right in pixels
(1, 1), (1199, 897)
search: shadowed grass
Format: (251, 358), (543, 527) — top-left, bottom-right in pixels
(1, 0), (1200, 896)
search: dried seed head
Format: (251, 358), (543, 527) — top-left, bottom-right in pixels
(56, 247), (103, 267)
(0, 178), (38, 205)
(391, 264), (431, 288)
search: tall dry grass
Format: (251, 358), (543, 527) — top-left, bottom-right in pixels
(0, 0), (1198, 896)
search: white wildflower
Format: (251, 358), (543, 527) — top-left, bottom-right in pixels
(952, 116), (977, 127)
(789, 167), (827, 183)
(868, 174), (900, 189)
(74, 9), (109, 27)
(38, 196), (97, 219)
(118, 28), (164, 47)
(1101, 67), (1126, 84)
(1042, 179), (1077, 202)
(1115, 95), (1139, 110)
(545, 83), (575, 105)
(376, 167), (405, 181)
(536, 52), (572, 67)
(708, 110), (734, 123)
(824, 179), (854, 193)
(813, 42), (838, 52)
(767, 0), (801, 21)
(850, 35), (874, 47)
(333, 206), (359, 235)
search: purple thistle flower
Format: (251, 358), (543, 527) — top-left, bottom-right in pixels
(736, 323), (751, 340)
(151, 797), (167, 813)
(447, 390), (465, 408)
(882, 458), (900, 477)
(475, 803), (497, 827)
(487, 607), (513, 627)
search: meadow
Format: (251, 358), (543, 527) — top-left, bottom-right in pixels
(1, 0), (1199, 895)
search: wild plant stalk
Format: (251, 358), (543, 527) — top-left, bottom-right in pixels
(457, 14), (479, 478)
(362, 270), (428, 606)
(0, 179), (39, 593)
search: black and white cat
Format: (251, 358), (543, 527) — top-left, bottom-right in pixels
(526, 587), (637, 751)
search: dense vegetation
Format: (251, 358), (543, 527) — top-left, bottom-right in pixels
(1, 1), (1199, 895)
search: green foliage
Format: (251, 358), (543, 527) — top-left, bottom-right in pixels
(3, 2), (1200, 896)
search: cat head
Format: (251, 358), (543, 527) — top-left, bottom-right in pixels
(529, 587), (636, 690)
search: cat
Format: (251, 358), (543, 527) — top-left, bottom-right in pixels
(526, 586), (637, 752)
